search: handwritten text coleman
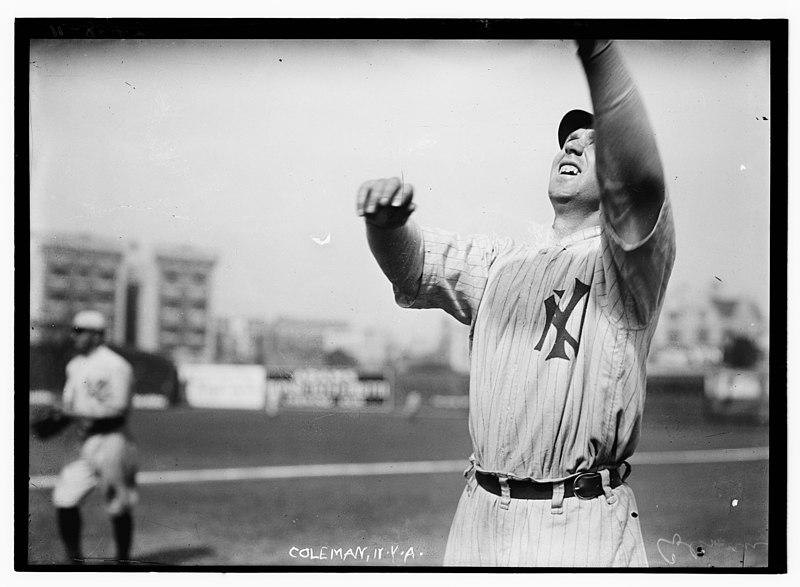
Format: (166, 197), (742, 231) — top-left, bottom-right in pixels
(288, 545), (422, 563)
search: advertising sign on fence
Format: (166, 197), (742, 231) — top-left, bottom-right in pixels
(267, 368), (392, 411)
(180, 364), (267, 410)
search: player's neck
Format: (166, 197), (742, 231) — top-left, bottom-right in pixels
(77, 342), (103, 357)
(551, 209), (601, 240)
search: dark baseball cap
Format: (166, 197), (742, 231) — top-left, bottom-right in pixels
(558, 109), (594, 148)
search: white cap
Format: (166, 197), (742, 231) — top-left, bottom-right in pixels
(72, 310), (107, 332)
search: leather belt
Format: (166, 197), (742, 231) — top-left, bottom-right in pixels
(475, 465), (629, 500)
(84, 416), (127, 436)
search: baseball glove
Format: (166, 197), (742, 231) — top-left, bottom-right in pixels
(30, 406), (73, 440)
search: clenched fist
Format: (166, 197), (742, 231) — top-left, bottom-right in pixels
(356, 177), (417, 229)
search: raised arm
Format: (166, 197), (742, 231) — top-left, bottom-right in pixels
(356, 177), (424, 299)
(578, 40), (666, 244)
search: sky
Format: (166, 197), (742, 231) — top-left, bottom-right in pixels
(28, 36), (773, 348)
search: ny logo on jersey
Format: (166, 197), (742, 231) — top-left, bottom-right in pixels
(534, 278), (590, 360)
(86, 378), (110, 402)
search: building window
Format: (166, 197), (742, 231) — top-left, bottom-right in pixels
(668, 330), (681, 345)
(94, 290), (115, 303)
(161, 296), (183, 309)
(696, 328), (710, 344)
(46, 288), (68, 301)
(48, 263), (70, 276)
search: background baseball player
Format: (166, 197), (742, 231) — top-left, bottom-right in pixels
(40, 310), (138, 564)
(356, 38), (675, 566)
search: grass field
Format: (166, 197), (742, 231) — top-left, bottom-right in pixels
(25, 390), (772, 569)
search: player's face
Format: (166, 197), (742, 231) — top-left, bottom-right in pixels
(71, 327), (101, 354)
(548, 128), (600, 209)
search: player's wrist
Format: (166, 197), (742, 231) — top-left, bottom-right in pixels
(577, 39), (613, 62)
(364, 215), (411, 230)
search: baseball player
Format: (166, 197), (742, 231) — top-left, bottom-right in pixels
(356, 39), (675, 566)
(50, 310), (138, 564)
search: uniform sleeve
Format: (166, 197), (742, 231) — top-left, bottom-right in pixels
(601, 194), (676, 327)
(396, 226), (507, 325)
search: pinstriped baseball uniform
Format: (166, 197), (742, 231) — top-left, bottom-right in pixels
(363, 39), (675, 567)
(396, 199), (674, 566)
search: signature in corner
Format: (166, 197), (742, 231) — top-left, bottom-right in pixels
(656, 533), (768, 565)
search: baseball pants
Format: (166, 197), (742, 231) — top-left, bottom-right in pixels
(53, 432), (138, 516)
(443, 470), (648, 567)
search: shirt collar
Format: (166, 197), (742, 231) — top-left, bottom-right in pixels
(554, 224), (601, 247)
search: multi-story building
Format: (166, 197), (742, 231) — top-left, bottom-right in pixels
(30, 232), (127, 344)
(134, 244), (217, 363)
(30, 231), (217, 364)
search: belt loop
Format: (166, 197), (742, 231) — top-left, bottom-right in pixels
(463, 455), (477, 497)
(498, 475), (511, 510)
(621, 461), (632, 482)
(550, 481), (565, 515)
(600, 469), (617, 505)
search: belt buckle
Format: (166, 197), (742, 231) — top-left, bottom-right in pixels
(572, 472), (597, 500)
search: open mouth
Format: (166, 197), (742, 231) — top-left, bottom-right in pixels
(559, 164), (580, 176)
